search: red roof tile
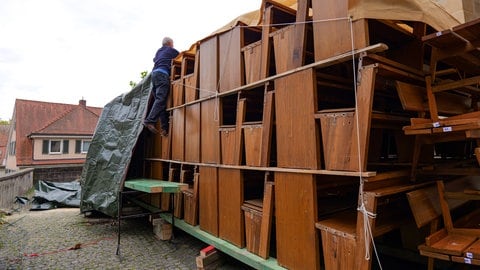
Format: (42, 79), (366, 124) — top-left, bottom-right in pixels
(13, 99), (102, 166)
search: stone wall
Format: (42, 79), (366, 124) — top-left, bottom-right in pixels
(0, 168), (34, 209)
(33, 166), (84, 182)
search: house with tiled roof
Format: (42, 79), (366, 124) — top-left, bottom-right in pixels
(5, 99), (102, 181)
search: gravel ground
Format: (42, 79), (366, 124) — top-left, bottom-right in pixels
(0, 208), (251, 270)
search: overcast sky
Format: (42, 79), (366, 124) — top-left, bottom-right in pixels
(0, 0), (261, 120)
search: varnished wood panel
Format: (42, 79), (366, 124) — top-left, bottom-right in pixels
(161, 123), (171, 160)
(243, 40), (262, 84)
(185, 104), (200, 162)
(199, 166), (219, 236)
(184, 74), (197, 102)
(275, 68), (320, 169)
(218, 168), (245, 247)
(312, 0), (368, 61)
(201, 99), (220, 163)
(275, 172), (320, 270)
(199, 36), (218, 98)
(172, 79), (184, 107)
(219, 27), (243, 92)
(319, 111), (355, 170)
(271, 25), (295, 74)
(171, 108), (185, 161)
(243, 124), (263, 166)
(149, 161), (164, 209)
(321, 229), (356, 270)
(220, 127), (237, 165)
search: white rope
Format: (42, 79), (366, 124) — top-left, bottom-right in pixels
(238, 16), (351, 29)
(348, 17), (383, 270)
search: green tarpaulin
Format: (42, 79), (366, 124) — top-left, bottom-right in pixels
(80, 76), (151, 217)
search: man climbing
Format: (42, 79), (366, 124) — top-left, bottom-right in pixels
(144, 36), (179, 136)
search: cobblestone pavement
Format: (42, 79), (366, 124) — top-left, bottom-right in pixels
(0, 208), (251, 270)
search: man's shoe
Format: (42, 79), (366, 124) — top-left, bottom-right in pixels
(144, 123), (159, 134)
(160, 129), (168, 137)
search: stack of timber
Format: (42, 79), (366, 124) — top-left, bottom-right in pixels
(195, 246), (225, 270)
(126, 1), (480, 269)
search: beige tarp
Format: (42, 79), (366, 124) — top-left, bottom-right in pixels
(182, 0), (462, 55)
(211, 0), (460, 35)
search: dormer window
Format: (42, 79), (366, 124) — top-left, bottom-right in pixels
(75, 140), (91, 154)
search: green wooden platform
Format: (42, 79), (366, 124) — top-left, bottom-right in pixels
(124, 179), (188, 193)
(160, 213), (286, 270)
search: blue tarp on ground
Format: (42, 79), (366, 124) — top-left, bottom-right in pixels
(80, 75), (151, 217)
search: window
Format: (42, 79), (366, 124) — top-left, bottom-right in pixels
(82, 140), (91, 153)
(49, 140), (61, 154)
(75, 140), (91, 153)
(42, 139), (67, 154)
(8, 141), (16, 155)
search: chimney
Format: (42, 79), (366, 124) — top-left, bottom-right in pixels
(79, 99), (86, 107)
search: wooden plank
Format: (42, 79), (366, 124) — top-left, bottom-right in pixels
(290, 0), (309, 69)
(199, 166), (219, 236)
(199, 36), (218, 99)
(275, 68), (319, 169)
(426, 76), (440, 122)
(432, 76), (480, 93)
(191, 172), (199, 225)
(218, 168), (245, 247)
(124, 179), (187, 193)
(201, 99), (220, 163)
(219, 27), (243, 92)
(184, 48), (199, 102)
(172, 79), (184, 107)
(315, 211), (357, 240)
(160, 123), (171, 160)
(437, 181), (454, 231)
(243, 40), (262, 84)
(159, 212), (287, 270)
(419, 246), (451, 261)
(271, 25), (295, 74)
(242, 203), (262, 255)
(275, 172), (320, 270)
(464, 239), (480, 259)
(318, 110), (355, 170)
(219, 126), (237, 165)
(174, 168), (189, 218)
(260, 90), (274, 167)
(452, 255), (480, 265)
(406, 188), (439, 228)
(355, 192), (377, 270)
(168, 43), (388, 112)
(318, 211), (357, 270)
(171, 108), (185, 161)
(364, 170), (409, 183)
(243, 124), (263, 167)
(432, 122), (480, 134)
(184, 74), (198, 103)
(162, 167), (177, 211)
(234, 98), (246, 165)
(196, 250), (222, 268)
(395, 81), (427, 112)
(312, 0), (367, 61)
(260, 5), (273, 79)
(185, 103), (200, 162)
(349, 65), (376, 171)
(258, 181), (274, 259)
(427, 233), (477, 256)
